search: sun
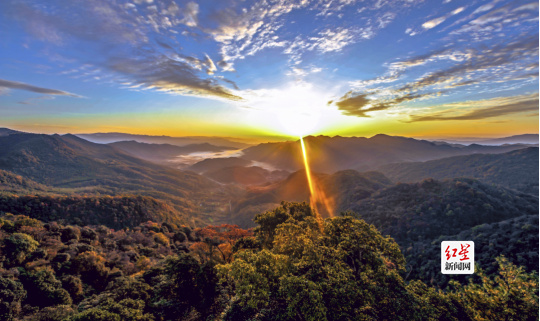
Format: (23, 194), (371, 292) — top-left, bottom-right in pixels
(242, 82), (333, 137)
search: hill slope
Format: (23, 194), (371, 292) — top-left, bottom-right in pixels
(203, 166), (289, 186)
(188, 157), (252, 173)
(406, 214), (538, 287)
(377, 147), (538, 194)
(77, 132), (253, 148)
(348, 178), (538, 287)
(0, 133), (239, 226)
(350, 178), (538, 246)
(230, 169), (392, 227)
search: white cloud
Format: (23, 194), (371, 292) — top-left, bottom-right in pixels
(311, 28), (354, 53)
(180, 2), (199, 27)
(422, 16), (446, 29)
(422, 6), (465, 30)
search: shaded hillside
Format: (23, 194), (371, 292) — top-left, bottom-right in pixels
(0, 133), (214, 190)
(241, 135), (529, 173)
(230, 170), (392, 227)
(351, 178), (538, 246)
(109, 140), (236, 164)
(378, 147), (539, 194)
(0, 169), (48, 193)
(0, 133), (238, 226)
(348, 178), (539, 288)
(0, 128), (23, 136)
(0, 194), (185, 229)
(406, 215), (538, 288)
(204, 166), (289, 185)
(188, 157), (251, 173)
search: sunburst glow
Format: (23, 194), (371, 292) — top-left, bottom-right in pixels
(242, 82), (340, 137)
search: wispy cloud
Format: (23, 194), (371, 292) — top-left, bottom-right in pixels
(0, 79), (81, 97)
(18, 96), (56, 105)
(330, 90), (441, 117)
(450, 1), (538, 41)
(398, 35), (538, 93)
(342, 28), (538, 118)
(422, 6), (465, 30)
(207, 0), (412, 69)
(106, 55), (242, 100)
(5, 0), (242, 101)
(407, 93), (539, 122)
(310, 28), (356, 53)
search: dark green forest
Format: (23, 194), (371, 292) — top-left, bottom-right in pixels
(0, 202), (537, 321)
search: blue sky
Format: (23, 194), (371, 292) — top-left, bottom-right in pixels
(0, 0), (538, 139)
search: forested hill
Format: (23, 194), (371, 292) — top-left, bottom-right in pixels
(229, 169), (392, 227)
(0, 194), (185, 229)
(351, 177), (538, 245)
(0, 133), (240, 226)
(378, 147), (539, 194)
(0, 169), (48, 193)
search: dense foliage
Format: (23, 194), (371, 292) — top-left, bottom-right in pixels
(0, 213), (251, 320)
(0, 202), (536, 320)
(406, 215), (539, 288)
(0, 194), (185, 229)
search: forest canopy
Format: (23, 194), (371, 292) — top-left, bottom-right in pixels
(0, 202), (537, 320)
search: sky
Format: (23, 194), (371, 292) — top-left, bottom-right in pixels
(0, 0), (538, 140)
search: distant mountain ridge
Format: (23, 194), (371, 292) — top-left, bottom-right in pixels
(431, 134), (539, 146)
(76, 132), (253, 148)
(241, 134), (531, 173)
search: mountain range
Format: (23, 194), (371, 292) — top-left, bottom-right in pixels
(240, 134), (532, 173)
(0, 128), (537, 286)
(0, 129), (537, 228)
(434, 134), (538, 146)
(0, 132), (242, 226)
(76, 132), (253, 148)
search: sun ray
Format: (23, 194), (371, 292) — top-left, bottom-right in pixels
(300, 136), (335, 218)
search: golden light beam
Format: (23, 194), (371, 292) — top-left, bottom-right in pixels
(300, 136), (316, 199)
(300, 136), (336, 218)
